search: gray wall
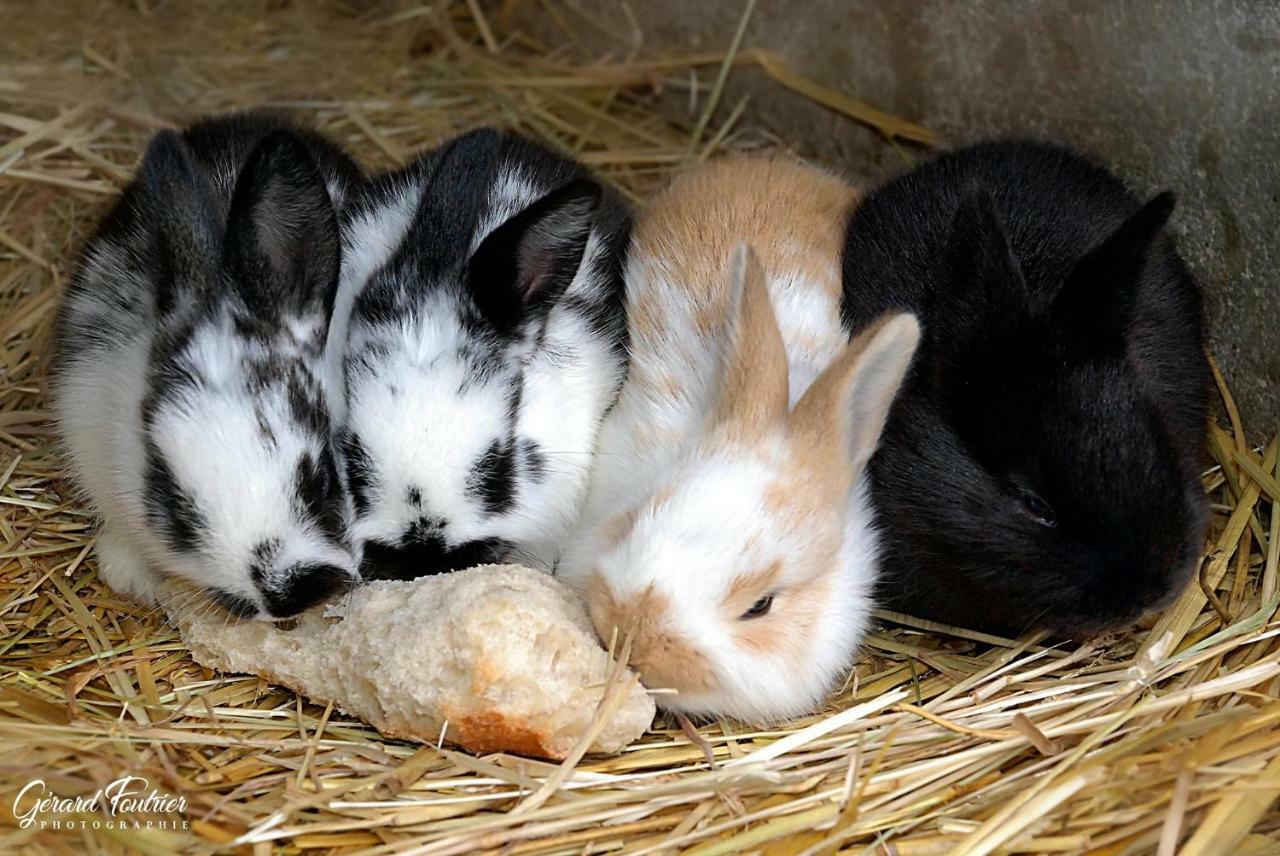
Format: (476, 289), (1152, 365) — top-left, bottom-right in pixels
(538, 0), (1279, 431)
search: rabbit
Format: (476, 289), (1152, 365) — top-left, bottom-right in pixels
(52, 112), (363, 619)
(335, 128), (631, 580)
(840, 139), (1211, 637)
(557, 157), (921, 722)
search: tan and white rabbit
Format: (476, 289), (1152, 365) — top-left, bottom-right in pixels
(558, 157), (920, 722)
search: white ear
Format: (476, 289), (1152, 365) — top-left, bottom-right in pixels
(712, 243), (789, 440)
(790, 312), (920, 489)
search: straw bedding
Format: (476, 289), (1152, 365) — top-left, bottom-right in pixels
(0, 2), (1277, 853)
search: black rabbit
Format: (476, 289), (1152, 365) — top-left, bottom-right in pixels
(841, 140), (1210, 636)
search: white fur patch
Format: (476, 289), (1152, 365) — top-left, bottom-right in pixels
(347, 292), (514, 547)
(770, 268), (848, 405)
(325, 177), (423, 423)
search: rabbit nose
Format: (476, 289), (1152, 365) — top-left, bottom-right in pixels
(588, 582), (715, 695)
(358, 534), (510, 581)
(262, 562), (354, 618)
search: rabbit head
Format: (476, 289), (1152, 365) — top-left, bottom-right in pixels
(576, 246), (919, 721)
(877, 188), (1207, 635)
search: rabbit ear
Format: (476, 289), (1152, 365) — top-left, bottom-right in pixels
(223, 131), (342, 322)
(790, 313), (920, 493)
(941, 188), (1028, 329)
(138, 130), (220, 317)
(711, 243), (789, 440)
(1051, 191), (1176, 355)
(468, 179), (599, 335)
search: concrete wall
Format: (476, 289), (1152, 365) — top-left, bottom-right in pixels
(535, 0), (1279, 431)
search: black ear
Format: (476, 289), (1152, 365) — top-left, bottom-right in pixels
(1051, 191), (1175, 354)
(138, 130), (220, 316)
(223, 131), (342, 320)
(467, 179), (599, 335)
(941, 189), (1029, 333)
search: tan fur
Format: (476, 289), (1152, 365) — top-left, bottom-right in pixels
(578, 157), (910, 719)
(629, 285), (668, 343)
(649, 484), (676, 511)
(630, 422), (673, 453)
(788, 314), (919, 498)
(747, 317), (921, 534)
(762, 475), (830, 538)
(633, 155), (858, 322)
(762, 480), (798, 519)
(693, 302), (720, 338)
(723, 560), (782, 614)
(713, 246), (789, 441)
(587, 575), (716, 694)
(598, 506), (641, 551)
(627, 155), (861, 461)
(743, 316), (917, 547)
(734, 573), (832, 656)
(714, 313), (917, 670)
(656, 372), (684, 398)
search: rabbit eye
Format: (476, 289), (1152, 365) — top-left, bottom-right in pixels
(740, 595), (774, 620)
(1019, 490), (1056, 527)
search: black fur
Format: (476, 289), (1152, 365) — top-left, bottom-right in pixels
(286, 371), (331, 436)
(223, 130), (344, 321)
(468, 179), (600, 336)
(342, 431), (375, 517)
(467, 438), (518, 515)
(841, 140), (1211, 637)
(207, 588), (258, 619)
(295, 448), (346, 543)
(360, 525), (513, 581)
(259, 562), (352, 618)
(143, 447), (205, 554)
(136, 131), (222, 318)
(62, 111), (359, 412)
(351, 128), (629, 341)
(519, 438), (547, 483)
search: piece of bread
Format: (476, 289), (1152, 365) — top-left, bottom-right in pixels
(170, 564), (655, 759)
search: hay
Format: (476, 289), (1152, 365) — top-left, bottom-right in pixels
(0, 1), (1277, 853)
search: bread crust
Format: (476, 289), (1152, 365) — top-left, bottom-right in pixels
(170, 564), (654, 759)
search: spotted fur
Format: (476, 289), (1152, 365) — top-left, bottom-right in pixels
(333, 129), (630, 580)
(52, 112), (361, 618)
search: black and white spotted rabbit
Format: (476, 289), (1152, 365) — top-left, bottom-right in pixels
(54, 112), (361, 619)
(332, 128), (631, 580)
